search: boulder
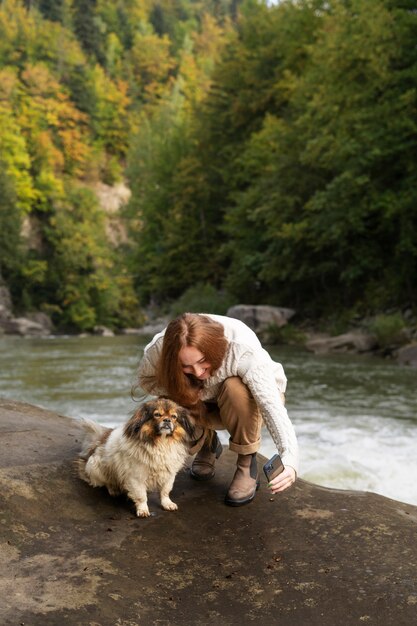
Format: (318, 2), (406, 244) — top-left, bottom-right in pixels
(1, 316), (50, 337)
(1, 399), (416, 625)
(306, 331), (377, 354)
(25, 311), (54, 333)
(227, 304), (296, 333)
(396, 342), (417, 367)
(93, 325), (115, 337)
(0, 286), (54, 335)
(120, 317), (169, 336)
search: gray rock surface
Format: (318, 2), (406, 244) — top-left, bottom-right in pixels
(306, 331), (377, 354)
(227, 304), (295, 333)
(0, 316), (50, 336)
(26, 311), (55, 333)
(396, 342), (417, 367)
(1, 398), (416, 625)
(120, 317), (169, 336)
(93, 325), (115, 337)
(0, 280), (54, 336)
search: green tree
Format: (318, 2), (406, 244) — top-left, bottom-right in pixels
(44, 185), (138, 329)
(125, 12), (231, 303)
(0, 95), (37, 213)
(198, 0), (417, 314)
(37, 0), (66, 23)
(72, 0), (106, 64)
(230, 0), (417, 312)
(124, 27), (175, 104)
(195, 0), (322, 303)
(96, 0), (151, 50)
(126, 94), (191, 302)
(0, 165), (23, 281)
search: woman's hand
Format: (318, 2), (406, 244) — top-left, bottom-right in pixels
(268, 466), (296, 494)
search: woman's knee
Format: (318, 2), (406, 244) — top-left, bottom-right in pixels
(219, 376), (250, 402)
(218, 377), (260, 422)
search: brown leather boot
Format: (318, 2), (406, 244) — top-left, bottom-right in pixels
(224, 453), (259, 506)
(190, 432), (223, 481)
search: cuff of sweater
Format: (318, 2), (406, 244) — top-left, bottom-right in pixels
(281, 453), (299, 476)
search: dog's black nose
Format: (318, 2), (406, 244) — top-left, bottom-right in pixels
(163, 418), (171, 424)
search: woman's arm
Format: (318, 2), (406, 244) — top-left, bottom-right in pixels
(239, 357), (299, 478)
(137, 337), (164, 396)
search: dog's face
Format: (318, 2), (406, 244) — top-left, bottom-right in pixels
(124, 398), (194, 444)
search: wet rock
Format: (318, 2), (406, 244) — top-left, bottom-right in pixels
(25, 312), (54, 333)
(119, 317), (169, 336)
(0, 282), (54, 336)
(227, 304), (296, 333)
(93, 325), (115, 337)
(306, 331), (377, 354)
(1, 399), (416, 625)
(395, 342), (417, 367)
(1, 316), (50, 336)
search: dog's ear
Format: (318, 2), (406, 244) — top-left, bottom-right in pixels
(177, 407), (196, 439)
(124, 402), (155, 438)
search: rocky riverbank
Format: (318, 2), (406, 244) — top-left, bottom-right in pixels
(0, 285), (417, 367)
(1, 398), (416, 625)
(1, 281), (417, 368)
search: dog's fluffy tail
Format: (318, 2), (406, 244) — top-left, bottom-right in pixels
(77, 418), (112, 459)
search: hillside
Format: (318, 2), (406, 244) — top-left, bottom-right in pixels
(1, 0), (416, 331)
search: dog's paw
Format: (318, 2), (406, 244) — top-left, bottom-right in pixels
(136, 507), (151, 518)
(161, 499), (178, 512)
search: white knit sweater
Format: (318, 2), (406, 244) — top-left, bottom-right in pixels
(137, 314), (299, 473)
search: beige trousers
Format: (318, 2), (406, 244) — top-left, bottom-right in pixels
(189, 377), (263, 456)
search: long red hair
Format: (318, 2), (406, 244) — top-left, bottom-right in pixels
(155, 313), (228, 410)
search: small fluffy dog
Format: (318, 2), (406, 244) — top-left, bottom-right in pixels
(76, 398), (195, 517)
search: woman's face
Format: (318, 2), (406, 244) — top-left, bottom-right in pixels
(179, 346), (212, 380)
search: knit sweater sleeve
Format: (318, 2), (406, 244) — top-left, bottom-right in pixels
(136, 336), (165, 397)
(237, 353), (299, 473)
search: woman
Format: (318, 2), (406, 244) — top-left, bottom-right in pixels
(137, 313), (298, 506)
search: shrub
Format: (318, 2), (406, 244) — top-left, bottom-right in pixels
(170, 283), (236, 317)
(262, 323), (307, 346)
(368, 314), (407, 349)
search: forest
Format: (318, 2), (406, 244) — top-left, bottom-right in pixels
(0, 0), (416, 331)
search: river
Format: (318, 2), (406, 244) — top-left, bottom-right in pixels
(1, 334), (416, 506)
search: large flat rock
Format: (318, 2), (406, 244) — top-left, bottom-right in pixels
(0, 398), (416, 625)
